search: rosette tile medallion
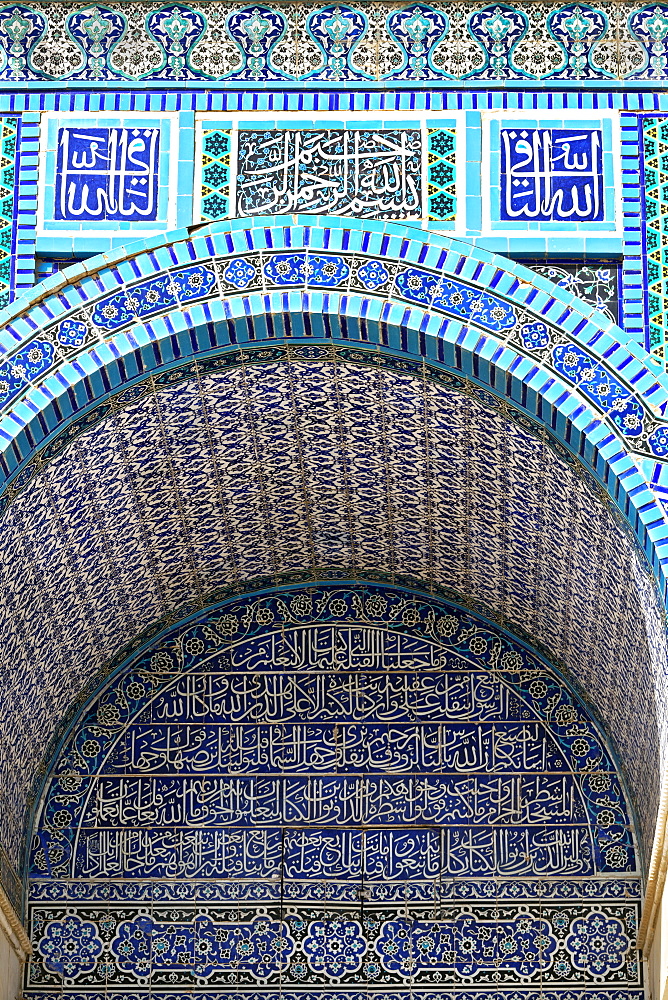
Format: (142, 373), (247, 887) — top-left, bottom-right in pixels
(3, 0), (668, 999)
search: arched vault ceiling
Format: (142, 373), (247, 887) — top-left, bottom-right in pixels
(0, 356), (665, 873)
(2, 217), (668, 598)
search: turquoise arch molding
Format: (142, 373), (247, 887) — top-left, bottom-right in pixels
(2, 214), (668, 596)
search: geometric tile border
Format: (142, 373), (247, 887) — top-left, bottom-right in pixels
(642, 116), (668, 362)
(0, 118), (19, 307)
(0, 92), (665, 113)
(621, 111), (645, 349)
(13, 112), (37, 301)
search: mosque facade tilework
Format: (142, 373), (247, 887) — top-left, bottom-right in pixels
(1, 9), (668, 998)
(2, 215), (668, 944)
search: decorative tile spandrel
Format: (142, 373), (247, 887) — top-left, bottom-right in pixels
(527, 260), (620, 324)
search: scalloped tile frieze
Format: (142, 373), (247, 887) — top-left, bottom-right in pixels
(3, 1), (668, 83)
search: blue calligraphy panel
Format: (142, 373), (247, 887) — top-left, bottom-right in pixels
(55, 126), (160, 222)
(236, 128), (423, 219)
(500, 127), (604, 222)
(24, 585), (641, 998)
(38, 112), (183, 246)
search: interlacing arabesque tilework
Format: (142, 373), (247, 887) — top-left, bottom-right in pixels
(6, 1), (668, 84)
(23, 583), (643, 999)
(527, 262), (620, 325)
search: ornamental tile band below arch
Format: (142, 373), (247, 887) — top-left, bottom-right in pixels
(15, 248), (660, 460)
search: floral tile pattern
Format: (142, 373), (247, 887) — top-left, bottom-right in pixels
(24, 584), (641, 997)
(4, 1), (668, 84)
(527, 261), (620, 324)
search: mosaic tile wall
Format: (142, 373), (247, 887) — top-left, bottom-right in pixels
(0, 87), (648, 340)
(5, 94), (640, 344)
(23, 583), (642, 1000)
(1, 202), (667, 911)
(28, 104), (625, 257)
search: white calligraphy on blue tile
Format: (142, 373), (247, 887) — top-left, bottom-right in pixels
(57, 126), (159, 220)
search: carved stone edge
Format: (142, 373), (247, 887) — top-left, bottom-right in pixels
(638, 767), (668, 953)
(0, 880), (31, 962)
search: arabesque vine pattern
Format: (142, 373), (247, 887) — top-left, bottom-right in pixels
(3, 1), (668, 83)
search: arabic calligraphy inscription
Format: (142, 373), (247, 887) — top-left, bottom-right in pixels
(235, 128), (423, 219)
(55, 126), (160, 221)
(500, 127), (603, 222)
(24, 586), (640, 996)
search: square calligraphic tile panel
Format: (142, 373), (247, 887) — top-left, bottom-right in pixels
(481, 110), (622, 237)
(36, 112), (185, 249)
(195, 112), (464, 231)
